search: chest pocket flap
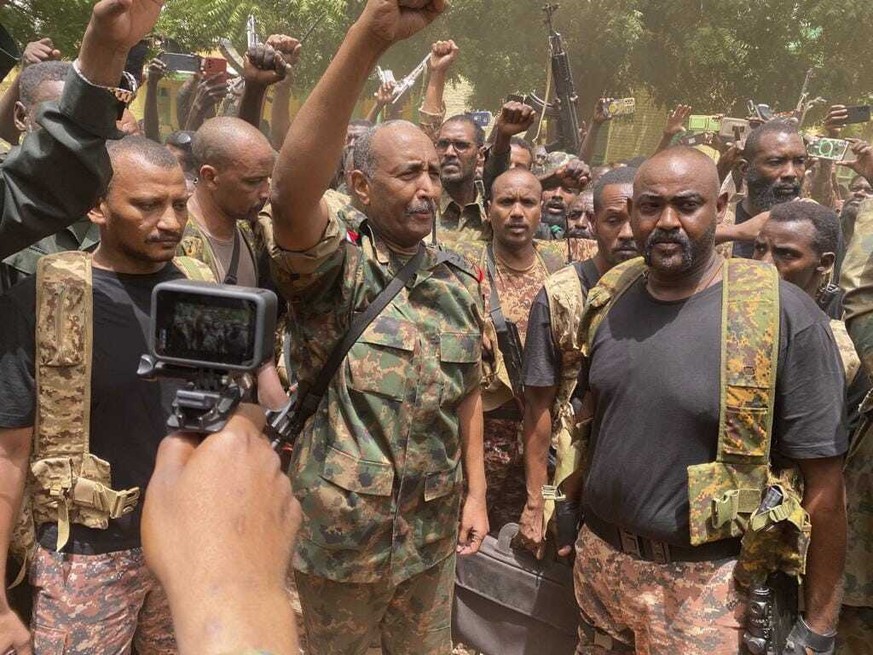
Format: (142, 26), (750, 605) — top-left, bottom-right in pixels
(322, 446), (394, 496)
(347, 315), (417, 399)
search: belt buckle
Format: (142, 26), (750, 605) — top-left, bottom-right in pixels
(619, 530), (641, 558)
(649, 540), (672, 565)
(109, 488), (140, 519)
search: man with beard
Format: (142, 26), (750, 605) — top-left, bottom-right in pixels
(837, 138), (873, 243)
(266, 1), (488, 651)
(569, 147), (846, 653)
(516, 166), (638, 560)
(536, 152), (589, 241)
(0, 136), (205, 654)
(565, 191), (600, 261)
(452, 168), (566, 532)
(434, 113), (488, 244)
(716, 120), (807, 258)
(179, 117), (274, 287)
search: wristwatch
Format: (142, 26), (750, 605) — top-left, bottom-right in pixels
(72, 59), (139, 115)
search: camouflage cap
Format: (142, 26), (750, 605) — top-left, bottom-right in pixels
(534, 151), (578, 182)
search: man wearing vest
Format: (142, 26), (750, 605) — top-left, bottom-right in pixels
(267, 1), (488, 653)
(516, 166), (639, 560)
(452, 168), (566, 532)
(0, 136), (211, 654)
(179, 117), (273, 288)
(571, 147), (847, 654)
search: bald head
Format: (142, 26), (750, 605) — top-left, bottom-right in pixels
(635, 147), (720, 201)
(353, 120), (436, 178)
(193, 117), (275, 171)
(491, 167), (542, 198)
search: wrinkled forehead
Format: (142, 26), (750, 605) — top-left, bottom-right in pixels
(751, 131), (806, 162)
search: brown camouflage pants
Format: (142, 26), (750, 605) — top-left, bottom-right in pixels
(573, 527), (746, 655)
(837, 605), (873, 654)
(29, 546), (176, 655)
(483, 418), (526, 534)
(295, 554), (455, 655)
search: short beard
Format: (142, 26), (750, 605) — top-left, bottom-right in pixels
(541, 209), (566, 230)
(643, 222), (715, 274)
(747, 167), (801, 212)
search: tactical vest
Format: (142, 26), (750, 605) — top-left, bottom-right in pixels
(9, 252), (214, 584)
(577, 257), (811, 585)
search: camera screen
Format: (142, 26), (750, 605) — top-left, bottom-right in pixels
(155, 291), (257, 367)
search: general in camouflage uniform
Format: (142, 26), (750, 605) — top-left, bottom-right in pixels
(837, 197), (873, 654)
(568, 148), (846, 654)
(516, 166), (638, 560)
(453, 168), (567, 533)
(266, 4), (485, 652)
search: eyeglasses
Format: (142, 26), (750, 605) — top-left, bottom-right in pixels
(436, 139), (474, 153)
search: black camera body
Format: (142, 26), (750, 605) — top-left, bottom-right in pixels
(139, 280), (278, 434)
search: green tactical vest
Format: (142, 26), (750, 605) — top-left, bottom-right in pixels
(9, 252), (214, 585)
(576, 256), (811, 585)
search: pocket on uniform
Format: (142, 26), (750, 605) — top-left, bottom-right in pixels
(37, 277), (87, 367)
(439, 332), (482, 404)
(346, 315), (416, 400)
(416, 465), (463, 545)
(304, 446), (395, 552)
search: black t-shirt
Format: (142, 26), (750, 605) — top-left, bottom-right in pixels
(0, 265), (185, 554)
(581, 277), (848, 547)
(523, 259), (601, 388)
(732, 202), (755, 259)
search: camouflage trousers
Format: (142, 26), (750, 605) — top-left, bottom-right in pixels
(573, 527), (746, 655)
(295, 554), (455, 655)
(483, 418), (526, 534)
(29, 545), (176, 654)
(837, 605), (873, 655)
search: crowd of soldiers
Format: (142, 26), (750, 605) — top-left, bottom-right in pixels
(0, 0), (872, 654)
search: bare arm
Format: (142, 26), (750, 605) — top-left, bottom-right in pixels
(269, 77), (293, 151)
(457, 387), (488, 556)
(796, 456), (846, 633)
(579, 99), (610, 164)
(0, 427), (34, 655)
(653, 103), (691, 155)
(142, 58), (166, 143)
(516, 385), (555, 559)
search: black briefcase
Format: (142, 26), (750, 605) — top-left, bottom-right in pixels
(452, 523), (578, 655)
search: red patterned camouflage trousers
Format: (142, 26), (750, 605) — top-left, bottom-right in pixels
(573, 526), (747, 655)
(29, 546), (176, 654)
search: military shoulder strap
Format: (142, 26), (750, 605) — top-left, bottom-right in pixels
(579, 257), (647, 357)
(830, 319), (861, 384)
(437, 246), (481, 281)
(173, 255), (217, 283)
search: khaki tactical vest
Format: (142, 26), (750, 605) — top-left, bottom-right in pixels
(9, 252), (214, 584)
(577, 256), (811, 585)
(542, 265), (589, 525)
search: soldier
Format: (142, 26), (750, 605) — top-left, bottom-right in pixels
(516, 166), (638, 559)
(836, 196), (873, 655)
(453, 168), (567, 531)
(0, 0), (165, 261)
(267, 1), (487, 653)
(571, 147), (846, 653)
(0, 136), (209, 654)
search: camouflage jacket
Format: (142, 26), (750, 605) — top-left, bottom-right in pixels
(177, 216), (259, 283)
(436, 184), (491, 246)
(269, 209), (484, 585)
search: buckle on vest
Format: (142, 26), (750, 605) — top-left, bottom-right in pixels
(711, 490), (740, 529)
(107, 488), (141, 519)
(541, 485), (566, 501)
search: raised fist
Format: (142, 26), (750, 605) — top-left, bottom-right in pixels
(496, 101), (536, 137)
(428, 39), (459, 72)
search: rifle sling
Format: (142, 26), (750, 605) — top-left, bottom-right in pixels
(485, 243), (511, 334)
(295, 244), (426, 424)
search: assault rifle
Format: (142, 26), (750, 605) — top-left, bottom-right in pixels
(526, 4), (581, 154)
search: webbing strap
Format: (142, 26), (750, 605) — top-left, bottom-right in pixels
(579, 257), (646, 356)
(716, 260), (780, 464)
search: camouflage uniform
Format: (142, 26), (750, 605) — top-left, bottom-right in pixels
(268, 204), (484, 653)
(453, 240), (566, 532)
(30, 546), (175, 655)
(436, 186), (491, 247)
(176, 214), (259, 284)
(567, 238), (599, 263)
(837, 198), (873, 653)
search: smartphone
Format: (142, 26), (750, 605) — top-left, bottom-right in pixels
(679, 132), (714, 147)
(158, 52), (200, 74)
(688, 115), (722, 133)
(202, 56), (228, 82)
(606, 97), (635, 118)
(843, 105), (871, 125)
(719, 117), (750, 142)
(807, 137), (851, 161)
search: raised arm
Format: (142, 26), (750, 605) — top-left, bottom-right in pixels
(142, 57), (167, 142)
(270, 0), (446, 252)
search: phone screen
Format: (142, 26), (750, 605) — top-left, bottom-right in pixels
(844, 105), (871, 125)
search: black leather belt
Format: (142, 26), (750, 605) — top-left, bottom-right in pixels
(584, 513), (741, 564)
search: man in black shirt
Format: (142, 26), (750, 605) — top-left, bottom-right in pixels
(0, 136), (191, 653)
(572, 147), (846, 654)
(516, 166), (639, 558)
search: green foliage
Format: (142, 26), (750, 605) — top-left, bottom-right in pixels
(1, 0), (871, 120)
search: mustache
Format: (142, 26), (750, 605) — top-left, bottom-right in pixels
(405, 199), (436, 217)
(145, 233), (182, 244)
(645, 229), (690, 250)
